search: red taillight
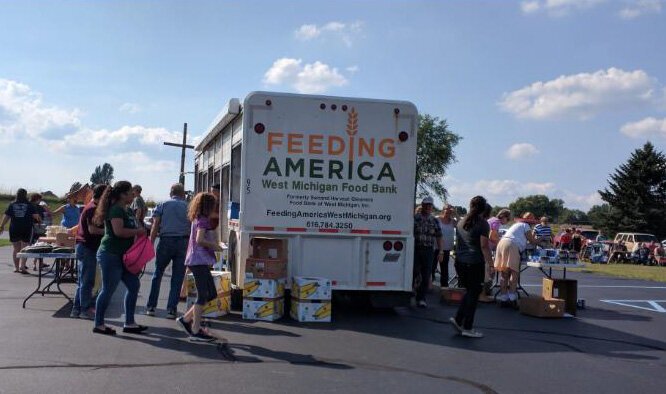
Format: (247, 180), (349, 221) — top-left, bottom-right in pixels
(254, 123), (265, 134)
(383, 241), (393, 251)
(399, 131), (409, 142)
(393, 241), (404, 251)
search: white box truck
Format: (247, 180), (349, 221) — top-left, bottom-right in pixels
(194, 92), (418, 306)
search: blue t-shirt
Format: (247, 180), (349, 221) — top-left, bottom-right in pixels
(154, 197), (190, 237)
(61, 204), (81, 228)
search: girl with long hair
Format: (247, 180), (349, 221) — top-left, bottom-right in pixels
(92, 181), (148, 336)
(176, 192), (223, 342)
(0, 188), (41, 274)
(450, 196), (492, 338)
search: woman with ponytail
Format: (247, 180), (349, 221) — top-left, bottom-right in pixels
(450, 196), (492, 338)
(92, 181), (148, 336)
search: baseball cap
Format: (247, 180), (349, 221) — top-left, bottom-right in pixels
(421, 196), (434, 205)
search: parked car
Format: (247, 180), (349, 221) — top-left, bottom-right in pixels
(144, 208), (155, 231)
(613, 232), (658, 252)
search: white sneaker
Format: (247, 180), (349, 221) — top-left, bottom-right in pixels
(461, 329), (484, 338)
(417, 300), (427, 308)
(497, 293), (509, 302)
(508, 292), (518, 302)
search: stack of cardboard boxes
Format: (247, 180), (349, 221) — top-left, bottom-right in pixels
(519, 278), (578, 318)
(242, 238), (287, 321)
(185, 271), (232, 318)
(290, 276), (332, 322)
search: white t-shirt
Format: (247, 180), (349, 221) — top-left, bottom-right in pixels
(438, 218), (456, 251)
(502, 222), (532, 252)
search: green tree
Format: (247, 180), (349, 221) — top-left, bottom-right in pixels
(508, 195), (565, 222)
(416, 114), (461, 200)
(559, 208), (589, 224)
(598, 142), (666, 239)
(90, 163), (115, 185)
(587, 204), (611, 232)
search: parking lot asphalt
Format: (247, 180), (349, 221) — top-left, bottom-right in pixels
(1, 246), (665, 394)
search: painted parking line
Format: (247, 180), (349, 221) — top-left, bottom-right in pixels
(600, 300), (666, 313)
(523, 284), (666, 289)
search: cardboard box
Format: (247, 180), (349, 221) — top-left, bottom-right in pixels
(242, 298), (284, 321)
(542, 278), (578, 316)
(185, 271), (232, 318)
(185, 293), (231, 318)
(519, 296), (565, 318)
(251, 237), (286, 259)
(440, 287), (466, 305)
(243, 275), (286, 298)
(290, 299), (332, 322)
(245, 258), (287, 279)
(185, 271), (231, 297)
(292, 276), (332, 301)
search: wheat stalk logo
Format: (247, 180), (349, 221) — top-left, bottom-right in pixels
(346, 107), (358, 136)
(346, 107), (358, 161)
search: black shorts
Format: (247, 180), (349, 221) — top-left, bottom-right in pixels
(9, 228), (32, 243)
(190, 265), (217, 305)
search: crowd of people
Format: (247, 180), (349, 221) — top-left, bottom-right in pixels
(1, 182), (225, 343)
(413, 195), (551, 339)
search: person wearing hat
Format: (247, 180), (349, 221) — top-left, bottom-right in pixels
(413, 196), (443, 308)
(493, 212), (538, 303)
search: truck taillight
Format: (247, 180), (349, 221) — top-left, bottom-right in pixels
(399, 131), (409, 142)
(393, 241), (404, 251)
(383, 241), (393, 251)
(254, 123), (265, 134)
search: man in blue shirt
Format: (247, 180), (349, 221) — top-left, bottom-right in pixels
(534, 216), (553, 248)
(146, 184), (191, 319)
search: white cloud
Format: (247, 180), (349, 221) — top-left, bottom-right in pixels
(619, 0), (663, 19)
(346, 65), (360, 74)
(499, 68), (657, 120)
(54, 125), (180, 150)
(620, 117), (666, 139)
(108, 151), (176, 173)
(294, 21), (363, 47)
(520, 0), (606, 16)
(506, 143), (540, 159)
(263, 58), (348, 94)
(446, 177), (601, 210)
(119, 102), (141, 114)
(0, 78), (81, 141)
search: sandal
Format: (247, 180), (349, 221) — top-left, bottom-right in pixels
(19, 269), (30, 275)
(13, 269), (20, 273)
(93, 326), (117, 336)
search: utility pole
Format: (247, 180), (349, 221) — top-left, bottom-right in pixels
(164, 123), (194, 185)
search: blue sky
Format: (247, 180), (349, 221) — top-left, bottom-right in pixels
(1, 0), (664, 209)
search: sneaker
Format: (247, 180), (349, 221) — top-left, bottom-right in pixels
(69, 309), (80, 319)
(176, 317), (193, 336)
(417, 300), (427, 308)
(461, 329), (484, 338)
(449, 317), (463, 333)
(508, 292), (518, 302)
(145, 307), (155, 316)
(189, 330), (216, 342)
(166, 309), (177, 320)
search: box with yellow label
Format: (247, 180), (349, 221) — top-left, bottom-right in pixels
(186, 271), (231, 298)
(292, 276), (332, 301)
(242, 298), (284, 321)
(290, 299), (332, 323)
(185, 293), (231, 318)
(243, 276), (286, 298)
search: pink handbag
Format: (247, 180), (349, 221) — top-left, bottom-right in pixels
(123, 236), (155, 275)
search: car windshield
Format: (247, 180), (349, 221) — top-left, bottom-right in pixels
(581, 231), (599, 239)
(635, 234), (657, 243)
